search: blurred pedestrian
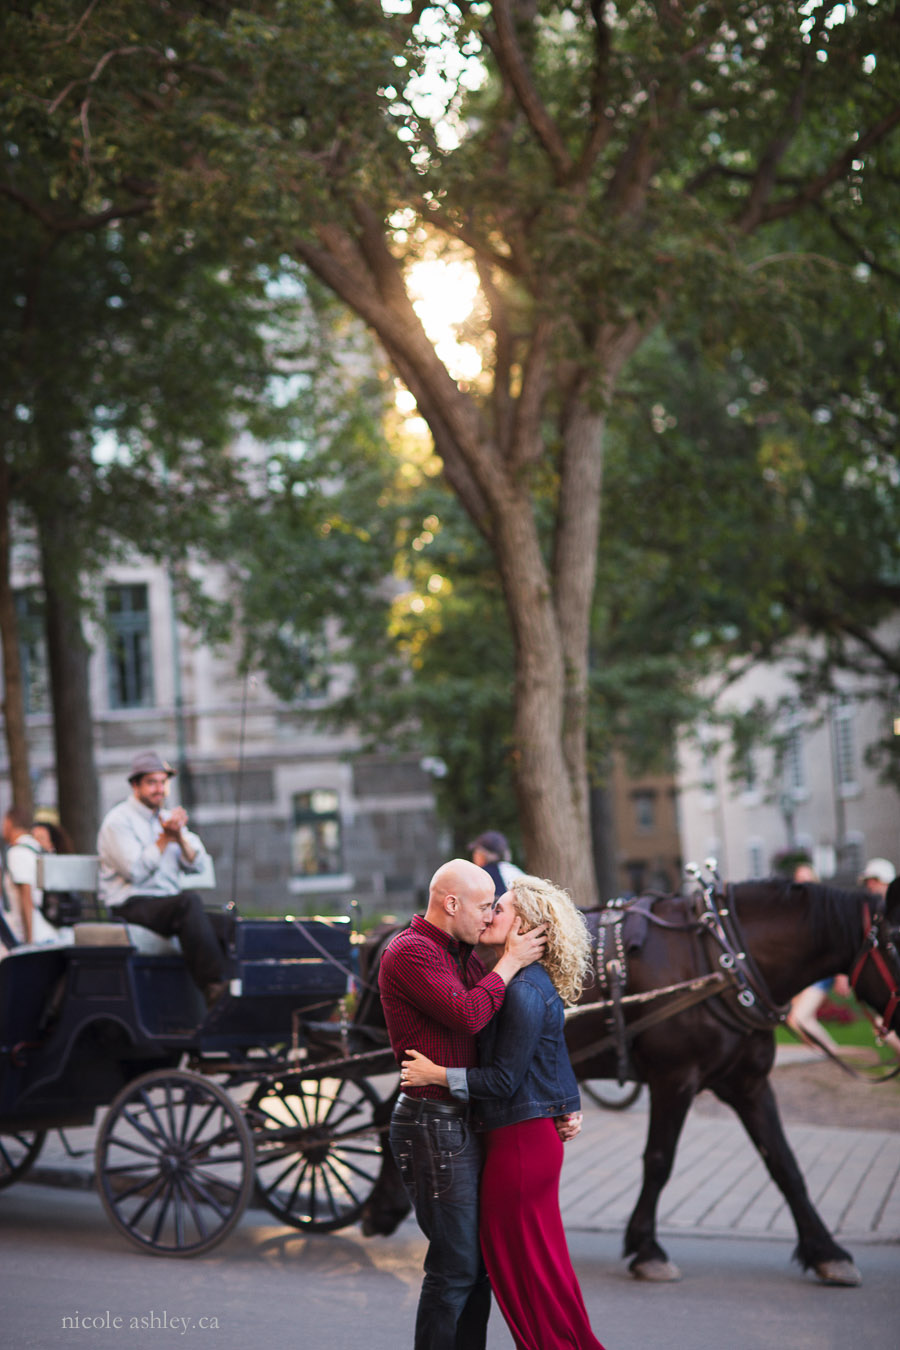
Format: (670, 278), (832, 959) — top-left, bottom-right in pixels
(1, 807), (63, 946)
(787, 862), (845, 1052)
(468, 830), (524, 899)
(859, 857), (896, 898)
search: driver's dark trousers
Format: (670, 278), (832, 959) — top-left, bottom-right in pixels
(112, 891), (234, 991)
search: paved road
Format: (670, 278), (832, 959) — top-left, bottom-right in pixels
(2, 1182), (898, 1350)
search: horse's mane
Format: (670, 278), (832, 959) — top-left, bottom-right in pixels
(734, 877), (863, 954)
(807, 881), (868, 952)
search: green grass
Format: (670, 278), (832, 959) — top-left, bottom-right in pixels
(776, 995), (896, 1060)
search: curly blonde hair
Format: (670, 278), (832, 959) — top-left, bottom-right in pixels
(505, 875), (592, 1005)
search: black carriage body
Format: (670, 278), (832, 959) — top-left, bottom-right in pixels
(0, 917), (353, 1133)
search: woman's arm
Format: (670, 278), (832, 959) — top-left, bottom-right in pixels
(401, 980), (545, 1102)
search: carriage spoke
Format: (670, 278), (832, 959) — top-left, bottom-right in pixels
(320, 1156), (365, 1208)
(260, 1154), (305, 1196)
(125, 1171), (169, 1229)
(175, 1174), (210, 1242)
(149, 1180), (175, 1245)
(182, 1099), (219, 1151)
(119, 1102), (170, 1153)
(138, 1087), (175, 1146)
(283, 1158), (311, 1215)
(314, 1158), (341, 1221)
(102, 1135), (165, 1163)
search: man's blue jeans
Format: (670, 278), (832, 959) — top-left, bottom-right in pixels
(389, 1096), (491, 1350)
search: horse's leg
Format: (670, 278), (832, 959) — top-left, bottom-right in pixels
(624, 1081), (695, 1281)
(713, 1074), (861, 1286)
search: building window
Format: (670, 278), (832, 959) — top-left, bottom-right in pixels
(632, 790), (656, 834)
(738, 748), (758, 797)
(699, 747), (717, 811)
(784, 724), (806, 798)
(292, 789), (342, 876)
(106, 583), (154, 709)
(832, 703), (857, 794)
(14, 588), (50, 714)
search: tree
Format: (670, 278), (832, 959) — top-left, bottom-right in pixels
(7, 1), (900, 897)
(1, 191), (283, 844)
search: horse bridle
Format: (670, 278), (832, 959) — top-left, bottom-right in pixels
(848, 900), (900, 1041)
(694, 882), (793, 1033)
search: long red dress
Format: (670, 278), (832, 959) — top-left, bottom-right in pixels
(479, 1116), (607, 1350)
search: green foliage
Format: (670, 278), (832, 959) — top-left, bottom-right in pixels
(4, 0), (900, 859)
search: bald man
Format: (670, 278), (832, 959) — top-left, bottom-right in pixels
(379, 859), (545, 1350)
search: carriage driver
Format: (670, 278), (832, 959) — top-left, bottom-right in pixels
(97, 752), (233, 1008)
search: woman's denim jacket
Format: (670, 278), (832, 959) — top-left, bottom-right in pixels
(446, 964), (580, 1130)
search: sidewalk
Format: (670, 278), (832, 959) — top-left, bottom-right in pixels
(21, 1047), (900, 1246)
(563, 1044), (900, 1246)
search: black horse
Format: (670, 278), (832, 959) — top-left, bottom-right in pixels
(359, 876), (900, 1284)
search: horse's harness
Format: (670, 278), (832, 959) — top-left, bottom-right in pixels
(570, 880), (900, 1084)
(849, 900), (900, 1044)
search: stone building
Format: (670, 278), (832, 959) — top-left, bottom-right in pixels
(676, 629), (899, 884)
(7, 555), (447, 920)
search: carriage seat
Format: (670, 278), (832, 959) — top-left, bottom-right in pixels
(73, 922), (182, 956)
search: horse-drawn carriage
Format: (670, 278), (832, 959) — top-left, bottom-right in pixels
(0, 887), (397, 1257)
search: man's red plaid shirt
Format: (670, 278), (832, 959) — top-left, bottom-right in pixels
(379, 913), (506, 1100)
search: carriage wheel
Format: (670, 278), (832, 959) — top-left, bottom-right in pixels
(248, 1074), (383, 1232)
(95, 1068), (254, 1257)
(0, 1130), (46, 1189)
(582, 1079), (643, 1111)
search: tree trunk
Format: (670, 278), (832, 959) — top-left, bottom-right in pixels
(293, 229), (640, 909)
(0, 466), (34, 816)
(39, 518), (99, 852)
(590, 778), (618, 902)
(492, 485), (599, 905)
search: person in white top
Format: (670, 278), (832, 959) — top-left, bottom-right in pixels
(2, 806), (61, 946)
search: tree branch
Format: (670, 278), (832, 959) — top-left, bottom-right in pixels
(0, 183), (154, 233)
(572, 1), (614, 185)
(476, 259), (515, 458)
(510, 317), (553, 470)
(65, 0), (100, 44)
(811, 201), (900, 284)
(743, 106), (900, 230)
(482, 0), (572, 182)
(413, 198), (520, 277)
(736, 44), (818, 232)
(831, 620), (900, 681)
(291, 222), (498, 532)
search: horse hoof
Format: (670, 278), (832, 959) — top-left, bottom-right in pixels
(814, 1260), (861, 1287)
(630, 1258), (682, 1282)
